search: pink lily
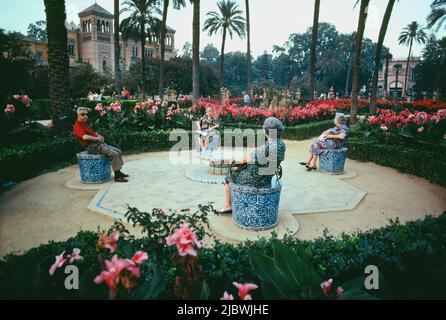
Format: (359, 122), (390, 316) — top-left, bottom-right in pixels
(221, 291), (234, 300)
(131, 251), (148, 265)
(49, 251), (66, 276)
(321, 279), (333, 297)
(233, 282), (258, 300)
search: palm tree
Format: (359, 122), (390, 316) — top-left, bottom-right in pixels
(245, 0), (251, 98)
(398, 21), (427, 96)
(427, 0), (446, 31)
(43, 0), (70, 130)
(309, 0), (321, 100)
(114, 0), (122, 94)
(159, 0), (186, 98)
(369, 0), (396, 114)
(191, 0), (200, 100)
(203, 0), (246, 87)
(121, 0), (160, 91)
(344, 32), (356, 97)
(351, 0), (370, 125)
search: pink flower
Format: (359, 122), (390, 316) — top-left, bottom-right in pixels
(49, 251), (66, 276)
(233, 282), (258, 300)
(21, 95), (31, 106)
(97, 232), (119, 253)
(13, 95), (20, 100)
(68, 248), (83, 264)
(99, 110), (107, 117)
(94, 254), (143, 296)
(95, 103), (103, 111)
(131, 251), (148, 265)
(369, 117), (379, 125)
(4, 104), (15, 113)
(417, 127), (424, 133)
(111, 102), (121, 112)
(321, 279), (333, 297)
(336, 287), (344, 297)
(166, 223), (202, 257)
(221, 291), (234, 300)
(380, 125), (388, 131)
(161, 101), (168, 107)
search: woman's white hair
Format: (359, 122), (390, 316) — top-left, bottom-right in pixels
(77, 107), (89, 114)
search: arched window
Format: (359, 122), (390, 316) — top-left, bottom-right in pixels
(102, 21), (105, 33)
(88, 20), (91, 32)
(102, 56), (107, 71)
(106, 22), (109, 33)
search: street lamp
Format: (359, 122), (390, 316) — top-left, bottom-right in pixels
(393, 64), (402, 99)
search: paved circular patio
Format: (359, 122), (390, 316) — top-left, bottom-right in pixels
(1, 138), (445, 257)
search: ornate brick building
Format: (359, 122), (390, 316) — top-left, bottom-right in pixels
(377, 57), (420, 98)
(27, 3), (175, 73)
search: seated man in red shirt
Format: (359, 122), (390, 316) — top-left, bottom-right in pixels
(73, 107), (129, 182)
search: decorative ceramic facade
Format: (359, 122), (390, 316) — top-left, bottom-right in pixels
(77, 151), (112, 184)
(231, 179), (282, 231)
(319, 148), (347, 175)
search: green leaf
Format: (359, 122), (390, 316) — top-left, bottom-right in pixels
(249, 250), (289, 299)
(132, 266), (165, 300)
(272, 242), (322, 299)
(200, 279), (210, 300)
(338, 289), (378, 300)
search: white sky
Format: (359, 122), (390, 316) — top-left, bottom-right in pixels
(1, 0), (444, 59)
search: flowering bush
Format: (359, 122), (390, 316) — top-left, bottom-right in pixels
(366, 108), (446, 146)
(2, 94), (33, 132)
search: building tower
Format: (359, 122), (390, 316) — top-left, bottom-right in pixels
(78, 3), (115, 73)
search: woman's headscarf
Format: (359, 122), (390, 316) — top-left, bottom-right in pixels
(263, 117), (284, 138)
(335, 113), (347, 125)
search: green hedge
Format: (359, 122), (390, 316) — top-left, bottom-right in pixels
(0, 130), (182, 183)
(223, 120), (334, 140)
(346, 138), (446, 188)
(0, 136), (79, 182)
(0, 211), (445, 299)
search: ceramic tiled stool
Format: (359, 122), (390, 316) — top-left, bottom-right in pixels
(76, 151), (112, 184)
(231, 178), (282, 231)
(319, 148), (347, 175)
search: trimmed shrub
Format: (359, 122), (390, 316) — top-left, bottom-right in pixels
(0, 211), (445, 299)
(347, 138), (446, 187)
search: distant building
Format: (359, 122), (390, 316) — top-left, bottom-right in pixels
(377, 57), (420, 98)
(25, 3), (176, 73)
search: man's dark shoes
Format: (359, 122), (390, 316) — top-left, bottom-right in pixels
(114, 176), (128, 183)
(299, 162), (309, 167)
(115, 171), (129, 178)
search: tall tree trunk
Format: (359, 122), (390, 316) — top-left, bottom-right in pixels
(404, 38), (413, 97)
(384, 55), (391, 97)
(309, 0), (320, 100)
(351, 0), (369, 125)
(114, 0), (121, 94)
(159, 0), (169, 98)
(245, 0), (251, 98)
(345, 51), (354, 96)
(192, 0), (200, 100)
(44, 0), (70, 130)
(141, 20), (146, 91)
(219, 27), (227, 88)
(370, 0), (395, 114)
